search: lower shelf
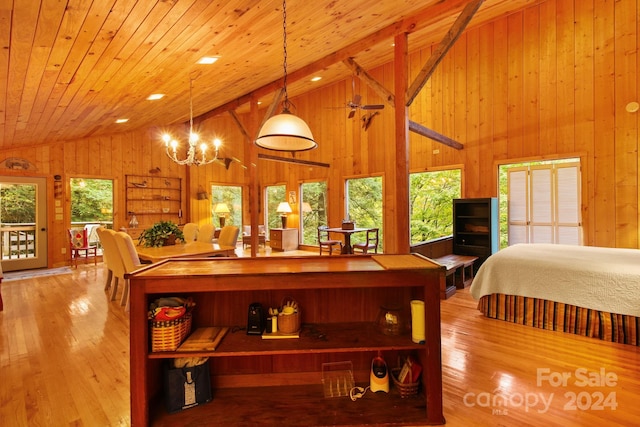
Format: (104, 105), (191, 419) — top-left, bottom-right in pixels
(150, 384), (431, 426)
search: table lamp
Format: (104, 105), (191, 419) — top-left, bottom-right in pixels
(277, 202), (292, 228)
(214, 203), (230, 227)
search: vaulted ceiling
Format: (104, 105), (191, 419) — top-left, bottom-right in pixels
(0, 0), (540, 150)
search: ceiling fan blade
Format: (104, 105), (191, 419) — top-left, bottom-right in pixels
(361, 104), (385, 110)
(348, 108), (356, 119)
(351, 94), (361, 106)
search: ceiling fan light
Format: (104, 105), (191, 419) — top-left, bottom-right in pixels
(255, 112), (317, 152)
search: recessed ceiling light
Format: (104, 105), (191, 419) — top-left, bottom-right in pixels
(115, 118), (129, 124)
(147, 93), (165, 101)
(310, 76), (322, 82)
(198, 56), (220, 65)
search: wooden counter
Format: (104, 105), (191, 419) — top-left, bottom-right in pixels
(128, 254), (446, 426)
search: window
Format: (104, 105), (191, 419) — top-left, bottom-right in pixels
(499, 159), (581, 247)
(299, 181), (328, 245)
(409, 169), (461, 244)
(345, 176), (383, 250)
(264, 185), (286, 232)
(211, 185), (242, 227)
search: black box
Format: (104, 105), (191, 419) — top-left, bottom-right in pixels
(164, 360), (212, 413)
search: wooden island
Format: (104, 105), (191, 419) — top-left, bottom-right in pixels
(128, 254), (445, 426)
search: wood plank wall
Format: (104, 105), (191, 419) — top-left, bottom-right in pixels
(0, 0), (637, 267)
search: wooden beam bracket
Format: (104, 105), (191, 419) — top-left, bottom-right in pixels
(409, 120), (463, 150)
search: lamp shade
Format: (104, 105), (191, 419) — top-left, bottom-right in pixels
(276, 202), (292, 214)
(255, 113), (317, 152)
(214, 203), (230, 214)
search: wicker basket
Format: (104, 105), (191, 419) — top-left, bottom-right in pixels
(150, 311), (192, 352)
(391, 368), (420, 398)
(278, 297), (300, 334)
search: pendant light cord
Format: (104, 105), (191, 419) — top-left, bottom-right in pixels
(282, 0), (290, 111)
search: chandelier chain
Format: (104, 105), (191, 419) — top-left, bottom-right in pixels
(282, 0), (290, 110)
(189, 77), (194, 136)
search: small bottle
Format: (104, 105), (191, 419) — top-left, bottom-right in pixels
(129, 214), (138, 228)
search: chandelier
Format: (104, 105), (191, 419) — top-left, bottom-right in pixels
(162, 77), (222, 166)
(255, 0), (317, 152)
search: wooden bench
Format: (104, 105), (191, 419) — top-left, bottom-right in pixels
(433, 254), (479, 299)
(410, 237), (478, 300)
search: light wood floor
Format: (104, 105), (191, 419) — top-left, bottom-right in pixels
(1, 258), (639, 426)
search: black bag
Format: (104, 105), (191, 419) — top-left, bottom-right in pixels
(164, 359), (212, 413)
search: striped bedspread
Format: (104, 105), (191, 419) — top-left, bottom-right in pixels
(471, 244), (640, 346)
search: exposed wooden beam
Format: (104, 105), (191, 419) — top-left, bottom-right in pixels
(343, 58), (395, 107)
(406, 0), (484, 106)
(260, 88), (284, 129)
(409, 120), (464, 150)
(258, 154), (330, 168)
(196, 0), (470, 122)
(392, 33), (411, 255)
(228, 110), (252, 144)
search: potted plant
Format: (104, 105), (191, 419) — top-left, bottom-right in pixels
(138, 221), (185, 247)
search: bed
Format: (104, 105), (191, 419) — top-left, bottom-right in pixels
(470, 244), (640, 346)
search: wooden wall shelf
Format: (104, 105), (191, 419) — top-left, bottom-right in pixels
(125, 175), (183, 227)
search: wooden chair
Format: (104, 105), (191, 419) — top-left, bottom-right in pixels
(182, 222), (199, 242)
(353, 228), (379, 254)
(318, 226), (342, 255)
(68, 228), (98, 268)
(242, 225), (266, 249)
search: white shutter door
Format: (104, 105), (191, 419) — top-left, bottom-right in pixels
(530, 167), (553, 243)
(556, 163), (582, 245)
(508, 168), (528, 244)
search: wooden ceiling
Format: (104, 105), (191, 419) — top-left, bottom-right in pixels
(0, 0), (540, 149)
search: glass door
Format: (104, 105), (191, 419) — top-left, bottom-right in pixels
(0, 176), (47, 271)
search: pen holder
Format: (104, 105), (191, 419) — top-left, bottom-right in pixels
(278, 297), (300, 334)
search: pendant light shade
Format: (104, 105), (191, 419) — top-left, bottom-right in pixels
(255, 0), (317, 152)
(256, 112), (317, 152)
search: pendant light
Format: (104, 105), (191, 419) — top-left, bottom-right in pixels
(255, 0), (317, 152)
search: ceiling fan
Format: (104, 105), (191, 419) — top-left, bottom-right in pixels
(345, 76), (384, 119)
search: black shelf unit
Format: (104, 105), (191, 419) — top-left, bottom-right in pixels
(453, 197), (498, 263)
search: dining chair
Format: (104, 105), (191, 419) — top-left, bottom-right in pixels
(68, 228), (98, 268)
(242, 225), (266, 249)
(217, 225), (240, 248)
(353, 228), (379, 254)
(0, 261), (4, 312)
(95, 227), (113, 292)
(96, 228), (127, 304)
(182, 222), (199, 242)
(113, 231), (144, 311)
(317, 226), (342, 255)
(196, 223), (216, 243)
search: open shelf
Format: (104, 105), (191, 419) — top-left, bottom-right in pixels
(149, 322), (422, 359)
(150, 384), (430, 426)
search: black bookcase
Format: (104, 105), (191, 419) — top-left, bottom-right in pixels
(453, 198), (499, 263)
